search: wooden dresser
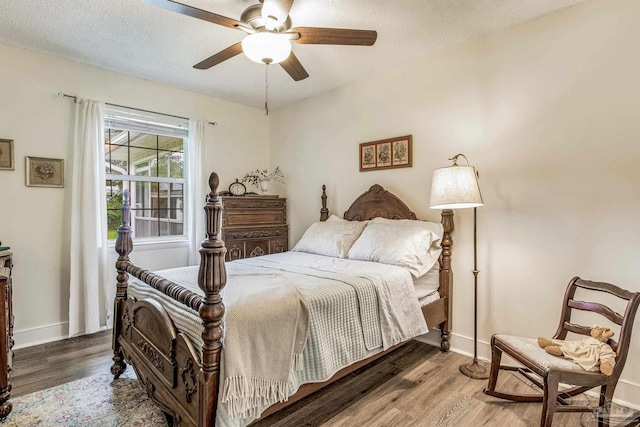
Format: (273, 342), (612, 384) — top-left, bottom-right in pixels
(221, 196), (288, 261)
(0, 251), (13, 419)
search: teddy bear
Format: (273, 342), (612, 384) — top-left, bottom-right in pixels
(537, 325), (616, 375)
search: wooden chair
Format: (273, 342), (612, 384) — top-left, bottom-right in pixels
(483, 277), (640, 427)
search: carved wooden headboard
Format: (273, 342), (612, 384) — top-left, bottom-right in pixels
(319, 184), (417, 221)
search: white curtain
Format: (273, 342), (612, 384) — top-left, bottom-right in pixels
(187, 119), (206, 265)
(69, 99), (109, 337)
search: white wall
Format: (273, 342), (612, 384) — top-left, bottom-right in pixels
(0, 43), (269, 348)
(270, 0), (640, 408)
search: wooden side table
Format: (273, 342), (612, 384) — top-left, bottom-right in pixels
(0, 251), (13, 419)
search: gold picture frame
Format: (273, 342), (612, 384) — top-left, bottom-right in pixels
(25, 156), (65, 188)
(359, 135), (412, 172)
(0, 139), (14, 170)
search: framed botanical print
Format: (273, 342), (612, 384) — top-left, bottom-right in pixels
(0, 139), (14, 170)
(25, 156), (65, 188)
(359, 135), (412, 171)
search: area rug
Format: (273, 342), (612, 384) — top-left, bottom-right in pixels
(4, 369), (167, 426)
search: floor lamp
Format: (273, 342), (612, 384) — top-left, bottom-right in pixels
(430, 154), (488, 379)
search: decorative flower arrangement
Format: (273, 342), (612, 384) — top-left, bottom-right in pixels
(241, 166), (285, 188)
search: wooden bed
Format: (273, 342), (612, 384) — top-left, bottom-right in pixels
(110, 172), (455, 427)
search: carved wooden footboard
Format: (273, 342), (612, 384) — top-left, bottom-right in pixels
(112, 173), (226, 426)
(118, 299), (201, 425)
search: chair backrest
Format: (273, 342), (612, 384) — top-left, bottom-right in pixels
(553, 277), (640, 375)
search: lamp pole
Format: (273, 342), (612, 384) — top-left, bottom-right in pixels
(472, 206), (480, 364)
(459, 205), (489, 379)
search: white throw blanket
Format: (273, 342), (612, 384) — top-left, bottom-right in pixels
(219, 265), (309, 420)
(128, 253), (429, 427)
(127, 264), (310, 421)
(240, 255), (428, 351)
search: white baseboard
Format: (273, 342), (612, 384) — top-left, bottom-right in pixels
(13, 321), (69, 350)
(415, 329), (640, 411)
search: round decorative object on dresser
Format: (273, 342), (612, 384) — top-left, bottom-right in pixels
(228, 179), (246, 196)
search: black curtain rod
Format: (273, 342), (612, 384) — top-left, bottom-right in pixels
(57, 92), (217, 126)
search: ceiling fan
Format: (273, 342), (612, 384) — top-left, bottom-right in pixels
(144, 0), (377, 81)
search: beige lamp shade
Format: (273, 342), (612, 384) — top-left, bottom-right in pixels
(430, 165), (483, 209)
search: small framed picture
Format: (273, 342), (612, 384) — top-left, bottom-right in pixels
(26, 156), (65, 188)
(359, 135), (412, 172)
(376, 142), (392, 167)
(361, 145), (376, 170)
(0, 139), (14, 170)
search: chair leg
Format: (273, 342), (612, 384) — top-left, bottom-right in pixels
(597, 383), (617, 427)
(541, 372), (560, 427)
(599, 383), (616, 407)
(485, 340), (502, 392)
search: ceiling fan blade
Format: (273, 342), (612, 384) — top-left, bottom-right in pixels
(193, 43), (243, 70)
(280, 51), (309, 81)
(261, 0), (294, 26)
(289, 27), (377, 46)
(144, 0), (248, 31)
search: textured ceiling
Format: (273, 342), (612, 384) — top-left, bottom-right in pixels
(0, 0), (586, 110)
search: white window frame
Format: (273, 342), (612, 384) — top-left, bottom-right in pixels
(104, 105), (189, 243)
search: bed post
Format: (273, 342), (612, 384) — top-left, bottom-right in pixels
(320, 185), (329, 221)
(197, 172), (227, 426)
(111, 189), (133, 378)
(439, 209), (454, 352)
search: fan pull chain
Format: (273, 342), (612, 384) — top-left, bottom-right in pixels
(265, 64), (269, 116)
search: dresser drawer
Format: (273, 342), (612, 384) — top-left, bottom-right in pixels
(222, 196), (287, 227)
(224, 235), (288, 262)
(223, 227), (287, 242)
(224, 211), (285, 227)
(222, 198), (285, 210)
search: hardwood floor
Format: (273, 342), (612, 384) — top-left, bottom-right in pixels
(253, 342), (602, 427)
(9, 332), (623, 426)
(11, 330), (113, 397)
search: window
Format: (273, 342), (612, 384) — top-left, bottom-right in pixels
(104, 106), (189, 241)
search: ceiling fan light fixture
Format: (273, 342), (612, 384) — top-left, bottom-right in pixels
(242, 32), (292, 64)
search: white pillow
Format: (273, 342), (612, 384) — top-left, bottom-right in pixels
(292, 220), (368, 258)
(371, 217), (444, 239)
(347, 218), (443, 277)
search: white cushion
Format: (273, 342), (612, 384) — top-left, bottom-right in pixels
(347, 218), (443, 277)
(494, 335), (586, 372)
(292, 220), (368, 258)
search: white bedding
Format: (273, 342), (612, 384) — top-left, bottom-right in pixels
(419, 290), (441, 306)
(128, 251), (431, 426)
(413, 265), (440, 299)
